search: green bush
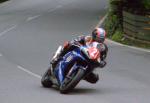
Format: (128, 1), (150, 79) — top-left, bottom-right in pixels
(104, 13), (119, 37)
(106, 0), (150, 49)
(142, 0), (150, 10)
(123, 0), (149, 14)
(112, 29), (123, 42)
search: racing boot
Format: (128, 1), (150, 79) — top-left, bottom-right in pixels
(84, 72), (99, 84)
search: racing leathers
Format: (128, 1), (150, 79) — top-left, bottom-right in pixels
(51, 35), (108, 84)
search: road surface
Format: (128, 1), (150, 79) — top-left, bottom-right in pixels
(0, 0), (150, 103)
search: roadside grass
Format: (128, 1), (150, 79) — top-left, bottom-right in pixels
(110, 29), (150, 49)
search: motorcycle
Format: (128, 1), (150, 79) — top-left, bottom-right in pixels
(41, 42), (101, 94)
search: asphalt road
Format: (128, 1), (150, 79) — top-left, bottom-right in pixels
(0, 0), (150, 103)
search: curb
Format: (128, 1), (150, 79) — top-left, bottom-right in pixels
(106, 39), (150, 53)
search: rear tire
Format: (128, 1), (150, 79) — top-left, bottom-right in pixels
(41, 67), (53, 88)
(60, 68), (85, 94)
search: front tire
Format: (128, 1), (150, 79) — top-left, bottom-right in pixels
(41, 67), (53, 88)
(60, 68), (85, 94)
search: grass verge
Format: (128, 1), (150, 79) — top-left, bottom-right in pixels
(110, 29), (150, 49)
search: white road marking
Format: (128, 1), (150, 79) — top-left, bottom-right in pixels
(26, 5), (63, 22)
(0, 25), (17, 37)
(48, 5), (62, 13)
(96, 14), (107, 28)
(1, 4), (62, 80)
(17, 65), (42, 79)
(26, 15), (41, 22)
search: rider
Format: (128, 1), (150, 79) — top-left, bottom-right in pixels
(51, 27), (108, 84)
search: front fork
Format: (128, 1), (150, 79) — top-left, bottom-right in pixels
(66, 63), (88, 80)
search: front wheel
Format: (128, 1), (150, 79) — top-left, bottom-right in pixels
(60, 68), (85, 94)
(41, 67), (53, 88)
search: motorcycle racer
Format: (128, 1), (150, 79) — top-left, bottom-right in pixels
(51, 28), (108, 84)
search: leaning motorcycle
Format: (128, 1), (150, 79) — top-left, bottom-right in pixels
(41, 42), (101, 94)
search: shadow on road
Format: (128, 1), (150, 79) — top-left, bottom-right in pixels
(40, 86), (100, 95)
(40, 84), (148, 95)
(68, 87), (100, 95)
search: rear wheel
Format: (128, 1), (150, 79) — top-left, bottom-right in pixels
(60, 68), (85, 94)
(41, 67), (53, 88)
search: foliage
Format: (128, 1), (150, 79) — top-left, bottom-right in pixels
(110, 29), (150, 49)
(142, 0), (150, 10)
(105, 0), (150, 49)
(104, 0), (123, 38)
(104, 13), (119, 37)
(123, 0), (149, 14)
(112, 29), (123, 42)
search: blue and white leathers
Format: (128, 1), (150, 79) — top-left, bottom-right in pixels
(54, 46), (87, 85)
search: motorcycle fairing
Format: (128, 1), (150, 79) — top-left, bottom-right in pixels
(54, 48), (87, 85)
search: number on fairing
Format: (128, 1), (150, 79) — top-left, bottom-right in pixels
(90, 48), (98, 57)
